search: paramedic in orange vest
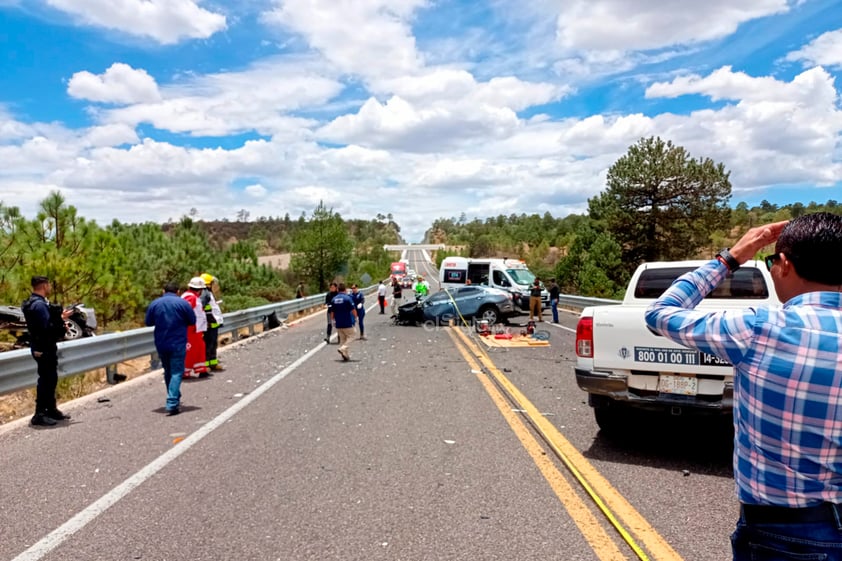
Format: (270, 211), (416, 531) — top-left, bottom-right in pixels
(182, 277), (209, 378)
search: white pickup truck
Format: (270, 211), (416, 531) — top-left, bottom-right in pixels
(573, 259), (780, 433)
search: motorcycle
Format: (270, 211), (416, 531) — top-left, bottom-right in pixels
(0, 303), (97, 347)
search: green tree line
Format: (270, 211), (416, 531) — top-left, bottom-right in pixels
(0, 193), (402, 334)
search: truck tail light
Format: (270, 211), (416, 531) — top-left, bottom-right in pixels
(575, 317), (593, 358)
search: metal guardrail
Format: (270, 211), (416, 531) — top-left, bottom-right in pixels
(0, 289), (371, 397)
(558, 294), (621, 309)
(0, 289), (614, 397)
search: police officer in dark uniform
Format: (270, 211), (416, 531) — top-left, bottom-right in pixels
(22, 276), (72, 427)
(324, 282), (338, 343)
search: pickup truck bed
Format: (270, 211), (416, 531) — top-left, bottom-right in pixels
(573, 260), (779, 433)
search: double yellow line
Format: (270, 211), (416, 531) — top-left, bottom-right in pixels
(447, 327), (684, 561)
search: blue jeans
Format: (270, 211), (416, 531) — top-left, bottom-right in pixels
(159, 348), (185, 411)
(357, 311), (365, 336)
(551, 299), (559, 323)
(732, 515), (842, 560)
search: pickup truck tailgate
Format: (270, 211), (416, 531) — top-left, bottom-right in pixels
(591, 305), (731, 375)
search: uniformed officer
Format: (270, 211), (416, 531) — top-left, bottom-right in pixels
(22, 276), (72, 427)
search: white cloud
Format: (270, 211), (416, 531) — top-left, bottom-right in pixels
(290, 185), (342, 207)
(786, 29), (842, 68)
(381, 68), (568, 110)
(96, 57), (343, 137)
(643, 66), (842, 187)
(46, 0), (226, 44)
(68, 63), (161, 104)
(81, 123), (139, 147)
(244, 183), (267, 198)
(262, 0), (426, 81)
(555, 0), (789, 52)
(318, 95), (520, 152)
(645, 65), (835, 104)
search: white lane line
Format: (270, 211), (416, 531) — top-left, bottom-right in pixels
(545, 321), (576, 333)
(11, 344), (326, 561)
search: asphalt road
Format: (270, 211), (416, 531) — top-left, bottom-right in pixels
(0, 250), (739, 561)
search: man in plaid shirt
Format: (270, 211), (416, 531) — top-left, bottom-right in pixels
(645, 212), (842, 561)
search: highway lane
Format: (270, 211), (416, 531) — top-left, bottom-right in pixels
(0, 250), (739, 560)
(407, 248), (738, 559)
(5, 293), (603, 561)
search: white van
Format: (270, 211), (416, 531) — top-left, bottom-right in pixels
(439, 257), (548, 311)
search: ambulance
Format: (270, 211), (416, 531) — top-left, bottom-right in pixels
(438, 257), (548, 311)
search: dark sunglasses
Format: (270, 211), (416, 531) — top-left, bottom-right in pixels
(764, 253), (782, 271)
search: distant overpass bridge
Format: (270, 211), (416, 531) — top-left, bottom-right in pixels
(383, 244), (445, 250)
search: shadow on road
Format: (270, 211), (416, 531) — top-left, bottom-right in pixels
(151, 405), (202, 415)
(582, 410), (734, 478)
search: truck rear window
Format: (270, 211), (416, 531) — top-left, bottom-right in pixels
(634, 267), (770, 299)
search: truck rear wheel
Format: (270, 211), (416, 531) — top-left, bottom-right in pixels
(593, 404), (625, 435)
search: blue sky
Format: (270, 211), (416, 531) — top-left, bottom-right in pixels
(1, 0), (841, 241)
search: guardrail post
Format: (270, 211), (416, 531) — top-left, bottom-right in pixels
(106, 364), (126, 384)
(150, 352), (161, 371)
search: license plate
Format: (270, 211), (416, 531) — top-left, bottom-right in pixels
(659, 374), (698, 395)
(634, 346), (731, 367)
(700, 353), (731, 367)
(635, 346), (697, 365)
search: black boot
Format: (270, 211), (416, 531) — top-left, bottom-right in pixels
(44, 408), (71, 420)
(31, 413), (57, 426)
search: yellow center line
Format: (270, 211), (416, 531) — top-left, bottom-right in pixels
(446, 329), (628, 561)
(450, 327), (684, 561)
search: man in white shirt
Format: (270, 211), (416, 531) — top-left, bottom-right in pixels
(377, 281), (387, 314)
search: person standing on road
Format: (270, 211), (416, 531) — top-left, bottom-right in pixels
(391, 278), (403, 316)
(145, 282), (196, 416)
(330, 283), (357, 361)
(377, 281), (387, 314)
(182, 277), (209, 378)
(547, 278), (560, 323)
(21, 276), (73, 427)
(324, 282), (338, 343)
(200, 273), (225, 372)
(528, 278), (543, 322)
(413, 276), (430, 300)
(350, 284), (367, 341)
(644, 213), (842, 561)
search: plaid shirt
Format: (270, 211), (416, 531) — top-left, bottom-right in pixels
(645, 259), (842, 507)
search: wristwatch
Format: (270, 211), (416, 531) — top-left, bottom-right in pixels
(716, 248), (740, 272)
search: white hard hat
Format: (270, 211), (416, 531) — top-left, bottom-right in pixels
(188, 276), (206, 289)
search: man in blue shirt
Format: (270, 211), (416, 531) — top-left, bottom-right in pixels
(145, 282), (196, 416)
(22, 276), (72, 427)
(330, 283), (357, 361)
(645, 213), (842, 561)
